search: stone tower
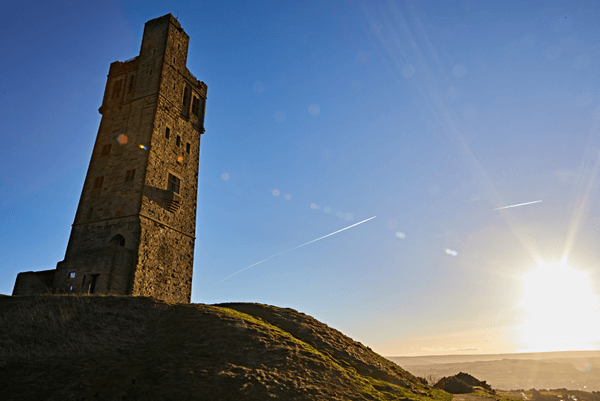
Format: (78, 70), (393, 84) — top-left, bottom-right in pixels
(13, 14), (206, 303)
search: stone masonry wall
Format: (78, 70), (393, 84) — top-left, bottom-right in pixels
(12, 270), (55, 296)
(19, 14), (205, 303)
(131, 217), (193, 303)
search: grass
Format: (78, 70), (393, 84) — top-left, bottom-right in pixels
(0, 294), (168, 364)
(1, 295), (454, 400)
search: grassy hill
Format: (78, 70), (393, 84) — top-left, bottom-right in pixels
(0, 295), (452, 400)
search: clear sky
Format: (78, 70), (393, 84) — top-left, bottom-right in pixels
(2, 0), (600, 356)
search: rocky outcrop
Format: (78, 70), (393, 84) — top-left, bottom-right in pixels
(434, 372), (494, 394)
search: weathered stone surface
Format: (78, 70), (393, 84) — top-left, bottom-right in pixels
(12, 270), (55, 296)
(12, 14), (206, 303)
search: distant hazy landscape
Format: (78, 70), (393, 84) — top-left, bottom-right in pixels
(389, 351), (600, 391)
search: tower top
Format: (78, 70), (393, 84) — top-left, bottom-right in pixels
(145, 13), (183, 31)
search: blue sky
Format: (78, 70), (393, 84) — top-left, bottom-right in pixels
(2, 0), (600, 356)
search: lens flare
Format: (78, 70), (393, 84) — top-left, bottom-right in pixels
(139, 144), (147, 150)
(308, 103), (320, 116)
(272, 189), (280, 196)
(116, 134), (128, 144)
(445, 249), (458, 256)
(177, 156), (183, 162)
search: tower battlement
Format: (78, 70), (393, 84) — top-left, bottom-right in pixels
(13, 14), (207, 303)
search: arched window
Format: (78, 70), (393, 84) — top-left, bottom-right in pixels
(109, 234), (126, 247)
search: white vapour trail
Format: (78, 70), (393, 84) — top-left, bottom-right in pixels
(220, 216), (377, 282)
(492, 200), (542, 211)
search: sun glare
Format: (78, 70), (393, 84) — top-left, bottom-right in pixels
(519, 260), (600, 352)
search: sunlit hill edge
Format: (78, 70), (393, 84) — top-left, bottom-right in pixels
(1, 294), (453, 400)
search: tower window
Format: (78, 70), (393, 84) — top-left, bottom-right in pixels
(176, 135), (181, 147)
(186, 143), (191, 154)
(112, 79), (123, 98)
(197, 97), (206, 126)
(87, 207), (93, 220)
(93, 176), (104, 189)
(182, 85), (191, 117)
(69, 271), (76, 279)
(149, 69), (153, 77)
(101, 144), (111, 156)
(167, 173), (181, 194)
(110, 234), (125, 247)
(128, 75), (135, 93)
(191, 96), (199, 115)
(165, 127), (170, 139)
(124, 169), (136, 182)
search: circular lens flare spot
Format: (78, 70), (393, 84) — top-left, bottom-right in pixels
(177, 156), (183, 162)
(221, 173), (229, 181)
(284, 194), (291, 201)
(308, 103), (320, 116)
(310, 203), (318, 209)
(117, 134), (128, 144)
(396, 232), (406, 239)
(139, 144), (147, 150)
(272, 189), (280, 196)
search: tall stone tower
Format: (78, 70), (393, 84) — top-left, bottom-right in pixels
(13, 14), (206, 303)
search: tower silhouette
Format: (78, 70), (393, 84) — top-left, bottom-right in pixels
(13, 14), (206, 303)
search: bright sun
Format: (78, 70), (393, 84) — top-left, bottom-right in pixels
(519, 259), (600, 352)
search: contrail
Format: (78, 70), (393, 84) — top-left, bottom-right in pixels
(220, 216), (376, 282)
(492, 200), (542, 211)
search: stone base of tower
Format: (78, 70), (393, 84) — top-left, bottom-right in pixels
(128, 216), (194, 304)
(52, 247), (136, 295)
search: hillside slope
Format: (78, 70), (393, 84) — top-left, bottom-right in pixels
(0, 295), (451, 401)
(402, 358), (600, 391)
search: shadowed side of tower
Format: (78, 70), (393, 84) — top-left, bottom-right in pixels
(12, 14), (206, 303)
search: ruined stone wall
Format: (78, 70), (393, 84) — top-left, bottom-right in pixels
(53, 218), (140, 294)
(12, 270), (55, 296)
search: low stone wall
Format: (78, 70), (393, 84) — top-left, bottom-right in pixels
(12, 270), (55, 296)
